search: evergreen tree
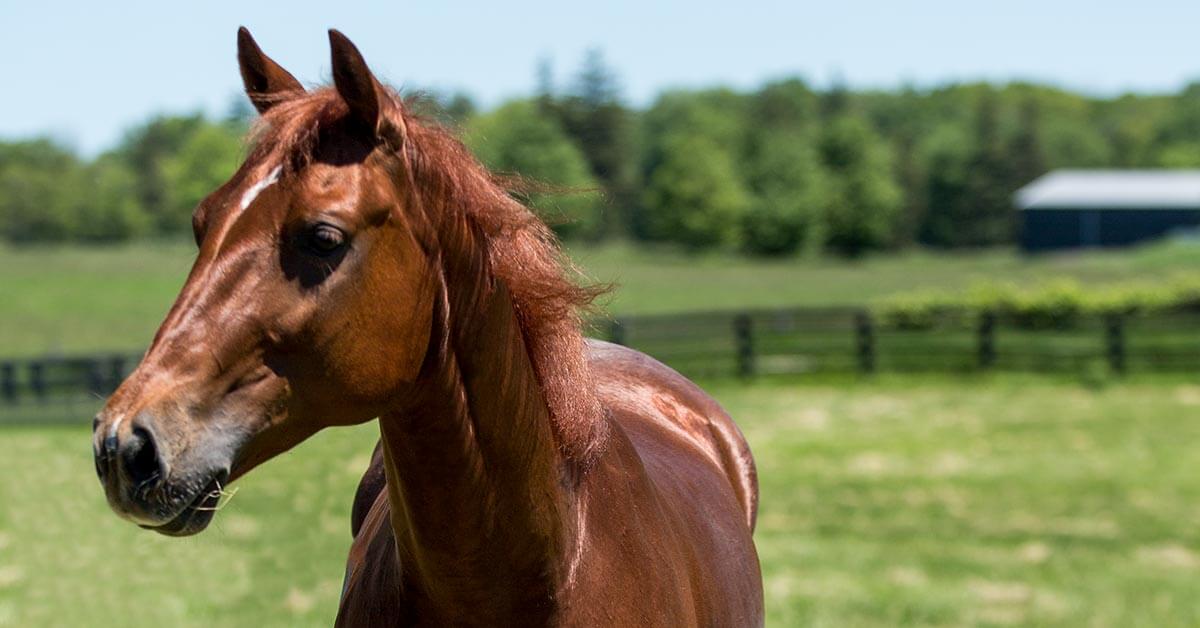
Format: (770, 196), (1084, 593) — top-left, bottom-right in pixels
(1007, 97), (1048, 188)
(552, 49), (638, 237)
(960, 91), (1017, 246)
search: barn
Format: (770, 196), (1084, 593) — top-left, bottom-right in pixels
(1016, 170), (1200, 252)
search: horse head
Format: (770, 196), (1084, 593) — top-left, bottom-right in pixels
(92, 29), (436, 535)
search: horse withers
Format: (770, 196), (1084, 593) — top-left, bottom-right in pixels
(92, 28), (764, 626)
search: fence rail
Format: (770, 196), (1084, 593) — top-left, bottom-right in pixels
(0, 354), (140, 407)
(600, 306), (1200, 379)
(4, 306), (1200, 408)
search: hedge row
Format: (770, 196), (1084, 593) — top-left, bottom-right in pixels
(874, 275), (1200, 330)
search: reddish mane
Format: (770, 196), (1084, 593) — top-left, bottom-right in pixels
(247, 87), (609, 463)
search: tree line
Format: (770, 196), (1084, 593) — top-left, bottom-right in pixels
(4, 52), (1200, 256)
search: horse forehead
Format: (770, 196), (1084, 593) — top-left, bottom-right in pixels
(294, 161), (389, 208)
(237, 165), (283, 212)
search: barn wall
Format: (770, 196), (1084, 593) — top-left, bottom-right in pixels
(1020, 208), (1200, 252)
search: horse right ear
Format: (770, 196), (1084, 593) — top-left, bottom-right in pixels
(328, 29), (406, 152)
(237, 27), (304, 114)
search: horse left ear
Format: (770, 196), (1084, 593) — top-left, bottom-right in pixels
(237, 27), (304, 114)
(328, 29), (406, 151)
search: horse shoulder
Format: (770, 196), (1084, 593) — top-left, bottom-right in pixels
(585, 339), (759, 530)
(567, 340), (763, 626)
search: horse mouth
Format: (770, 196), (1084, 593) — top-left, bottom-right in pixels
(140, 471), (229, 537)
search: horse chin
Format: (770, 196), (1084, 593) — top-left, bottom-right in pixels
(141, 471), (228, 537)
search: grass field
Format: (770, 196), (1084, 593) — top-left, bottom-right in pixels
(5, 239), (1200, 357)
(4, 376), (1200, 626)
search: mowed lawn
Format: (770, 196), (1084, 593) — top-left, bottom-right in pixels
(3, 377), (1200, 626)
(6, 239), (1200, 356)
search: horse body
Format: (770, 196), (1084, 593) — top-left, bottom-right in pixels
(340, 341), (762, 626)
(91, 28), (763, 627)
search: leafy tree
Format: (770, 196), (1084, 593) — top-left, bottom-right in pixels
(75, 155), (151, 242)
(466, 100), (603, 239)
(817, 116), (902, 257)
(641, 133), (750, 250)
(637, 89), (749, 241)
(749, 79), (818, 131)
(919, 125), (974, 247)
(867, 86), (930, 247)
(1156, 142), (1200, 168)
(0, 140), (84, 243)
(740, 130), (827, 256)
(114, 114), (208, 235)
(161, 122), (245, 234)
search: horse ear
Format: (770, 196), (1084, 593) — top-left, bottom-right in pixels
(328, 29), (405, 150)
(237, 27), (304, 114)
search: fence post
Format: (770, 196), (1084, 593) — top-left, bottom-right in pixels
(978, 310), (996, 369)
(0, 362), (15, 404)
(733, 313), (755, 378)
(608, 318), (627, 346)
(29, 361), (46, 401)
(1106, 314), (1126, 375)
(855, 310), (875, 373)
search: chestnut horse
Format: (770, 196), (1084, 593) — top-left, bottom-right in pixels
(92, 28), (763, 626)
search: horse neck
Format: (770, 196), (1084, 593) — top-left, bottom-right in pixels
(376, 221), (570, 618)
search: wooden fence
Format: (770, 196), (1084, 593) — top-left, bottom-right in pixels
(4, 307), (1200, 408)
(601, 307), (1200, 379)
(0, 354), (138, 407)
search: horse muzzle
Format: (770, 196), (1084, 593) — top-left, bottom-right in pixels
(93, 409), (234, 536)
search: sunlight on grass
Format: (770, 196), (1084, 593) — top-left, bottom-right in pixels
(3, 377), (1200, 625)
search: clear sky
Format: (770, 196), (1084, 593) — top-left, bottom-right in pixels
(3, 0), (1199, 155)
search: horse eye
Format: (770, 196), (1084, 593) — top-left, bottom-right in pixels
(307, 223), (346, 254)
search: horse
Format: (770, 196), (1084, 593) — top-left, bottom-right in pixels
(92, 28), (763, 626)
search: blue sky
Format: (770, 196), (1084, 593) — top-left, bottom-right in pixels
(3, 1), (1200, 155)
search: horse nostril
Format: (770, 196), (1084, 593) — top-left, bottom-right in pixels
(94, 447), (107, 481)
(121, 426), (164, 489)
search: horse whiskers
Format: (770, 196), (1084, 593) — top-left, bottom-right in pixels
(192, 478), (239, 512)
(133, 471), (161, 501)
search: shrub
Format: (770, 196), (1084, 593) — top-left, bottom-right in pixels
(875, 274), (1200, 331)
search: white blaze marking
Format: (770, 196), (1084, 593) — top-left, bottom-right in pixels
(106, 415), (124, 443)
(238, 166), (283, 211)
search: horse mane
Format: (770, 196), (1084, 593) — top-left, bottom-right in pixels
(247, 87), (609, 465)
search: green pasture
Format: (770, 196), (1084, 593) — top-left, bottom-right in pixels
(5, 239), (1200, 357)
(3, 376), (1200, 626)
